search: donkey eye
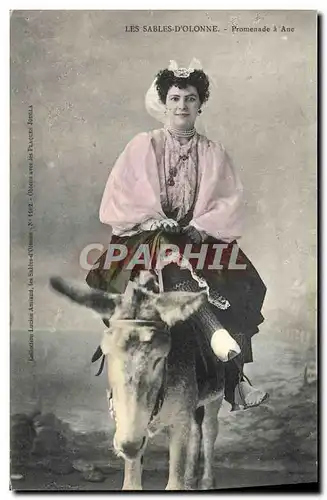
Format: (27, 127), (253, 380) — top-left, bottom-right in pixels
(153, 358), (162, 370)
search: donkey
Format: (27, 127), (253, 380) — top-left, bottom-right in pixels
(49, 274), (225, 490)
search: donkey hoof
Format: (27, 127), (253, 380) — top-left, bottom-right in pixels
(122, 484), (142, 490)
(200, 477), (216, 490)
(165, 482), (184, 490)
(184, 478), (199, 490)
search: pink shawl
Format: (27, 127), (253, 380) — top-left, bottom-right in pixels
(99, 131), (244, 242)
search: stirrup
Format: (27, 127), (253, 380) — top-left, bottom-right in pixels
(233, 381), (269, 411)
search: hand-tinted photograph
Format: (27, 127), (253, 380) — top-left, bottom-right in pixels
(10, 10), (317, 491)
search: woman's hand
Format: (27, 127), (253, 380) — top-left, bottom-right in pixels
(151, 219), (180, 233)
(140, 218), (180, 233)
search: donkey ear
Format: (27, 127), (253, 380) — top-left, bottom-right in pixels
(49, 276), (121, 318)
(154, 291), (206, 327)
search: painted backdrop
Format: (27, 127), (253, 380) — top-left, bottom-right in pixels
(10, 10), (317, 490)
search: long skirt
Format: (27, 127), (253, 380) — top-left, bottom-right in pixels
(86, 230), (267, 367)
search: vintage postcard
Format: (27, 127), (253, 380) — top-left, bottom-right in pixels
(10, 10), (317, 491)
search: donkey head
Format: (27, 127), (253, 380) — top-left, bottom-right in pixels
(50, 273), (205, 460)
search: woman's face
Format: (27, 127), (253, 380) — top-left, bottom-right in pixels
(165, 85), (201, 130)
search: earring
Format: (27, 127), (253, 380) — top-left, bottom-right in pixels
(198, 109), (202, 114)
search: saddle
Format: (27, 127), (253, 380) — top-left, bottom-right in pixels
(89, 272), (225, 398)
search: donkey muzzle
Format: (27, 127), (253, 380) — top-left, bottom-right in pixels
(115, 436), (147, 460)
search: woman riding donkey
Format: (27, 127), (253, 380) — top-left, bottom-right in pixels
(87, 59), (269, 411)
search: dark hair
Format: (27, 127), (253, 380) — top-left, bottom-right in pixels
(155, 69), (210, 105)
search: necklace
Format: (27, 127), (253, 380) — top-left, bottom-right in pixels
(165, 133), (195, 187)
(161, 130), (200, 221)
(166, 126), (196, 140)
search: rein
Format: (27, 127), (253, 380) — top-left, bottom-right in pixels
(148, 358), (167, 424)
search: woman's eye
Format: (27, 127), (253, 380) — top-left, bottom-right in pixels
(153, 358), (162, 370)
(170, 97), (179, 102)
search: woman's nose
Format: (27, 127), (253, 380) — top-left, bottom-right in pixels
(178, 99), (187, 110)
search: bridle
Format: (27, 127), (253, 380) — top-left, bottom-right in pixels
(148, 357), (167, 424)
(91, 319), (169, 425)
(96, 356), (167, 426)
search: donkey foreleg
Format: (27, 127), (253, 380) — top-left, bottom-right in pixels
(166, 420), (191, 490)
(200, 397), (223, 490)
(184, 406), (204, 490)
(122, 456), (143, 490)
